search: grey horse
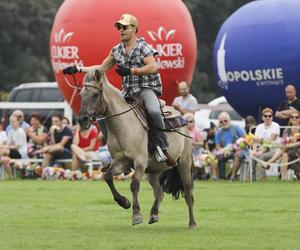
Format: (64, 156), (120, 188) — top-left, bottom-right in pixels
(79, 69), (196, 228)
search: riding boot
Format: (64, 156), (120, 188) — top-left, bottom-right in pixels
(162, 149), (177, 167)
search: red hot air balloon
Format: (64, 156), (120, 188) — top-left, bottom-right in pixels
(50, 0), (197, 114)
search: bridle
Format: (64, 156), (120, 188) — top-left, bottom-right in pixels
(83, 82), (139, 122)
(64, 74), (138, 122)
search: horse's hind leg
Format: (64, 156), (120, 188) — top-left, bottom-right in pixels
(147, 173), (164, 224)
(177, 158), (197, 229)
(130, 159), (147, 225)
(104, 165), (131, 209)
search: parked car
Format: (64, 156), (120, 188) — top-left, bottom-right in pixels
(8, 82), (64, 103)
(195, 96), (245, 130)
(2, 82), (67, 128)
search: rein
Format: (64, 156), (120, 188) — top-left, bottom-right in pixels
(65, 74), (191, 139)
(89, 100), (139, 122)
(84, 82), (191, 138)
(83, 83), (139, 122)
(63, 75), (82, 94)
(63, 75), (139, 122)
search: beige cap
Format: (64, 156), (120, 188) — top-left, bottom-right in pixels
(114, 14), (138, 27)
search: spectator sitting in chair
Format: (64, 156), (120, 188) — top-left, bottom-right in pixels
(0, 120), (7, 145)
(0, 115), (28, 177)
(203, 122), (219, 180)
(5, 110), (30, 133)
(62, 116), (71, 129)
(184, 113), (204, 157)
(183, 113), (207, 180)
(0, 115), (28, 159)
(204, 122), (217, 152)
(71, 117), (101, 171)
(27, 113), (48, 159)
(41, 113), (73, 167)
(252, 108), (280, 181)
(262, 110), (300, 180)
(245, 115), (257, 134)
(215, 112), (247, 180)
(172, 81), (198, 115)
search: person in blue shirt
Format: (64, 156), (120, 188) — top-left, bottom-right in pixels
(215, 112), (247, 180)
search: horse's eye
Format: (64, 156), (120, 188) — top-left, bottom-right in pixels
(93, 93), (99, 98)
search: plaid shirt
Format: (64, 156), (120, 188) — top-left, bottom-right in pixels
(112, 38), (162, 96)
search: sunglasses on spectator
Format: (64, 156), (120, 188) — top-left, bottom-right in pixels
(263, 114), (272, 118)
(116, 24), (131, 30)
(220, 120), (228, 124)
(187, 120), (194, 123)
(291, 116), (299, 119)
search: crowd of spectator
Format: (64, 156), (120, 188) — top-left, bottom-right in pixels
(0, 110), (110, 179)
(0, 83), (299, 181)
(172, 83), (300, 181)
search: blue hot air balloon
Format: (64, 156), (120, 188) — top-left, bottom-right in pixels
(213, 0), (300, 120)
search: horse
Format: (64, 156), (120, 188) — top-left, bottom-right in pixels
(78, 69), (196, 228)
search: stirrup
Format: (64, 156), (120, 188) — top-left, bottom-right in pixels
(154, 146), (167, 163)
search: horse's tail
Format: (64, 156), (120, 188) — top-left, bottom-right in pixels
(159, 166), (184, 200)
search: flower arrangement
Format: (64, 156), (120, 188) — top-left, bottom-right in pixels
(282, 132), (300, 145)
(199, 153), (218, 166)
(214, 134), (255, 159)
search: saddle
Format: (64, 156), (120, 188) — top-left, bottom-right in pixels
(125, 95), (187, 131)
(125, 96), (187, 153)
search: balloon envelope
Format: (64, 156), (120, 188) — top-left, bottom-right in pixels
(213, 0), (300, 120)
(50, 0), (197, 113)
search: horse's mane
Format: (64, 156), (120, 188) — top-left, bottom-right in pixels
(84, 70), (124, 99)
(102, 73), (124, 99)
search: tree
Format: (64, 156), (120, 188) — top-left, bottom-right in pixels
(0, 0), (63, 91)
(185, 0), (253, 102)
(0, 0), (252, 101)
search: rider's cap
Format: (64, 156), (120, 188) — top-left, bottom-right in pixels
(114, 14), (138, 28)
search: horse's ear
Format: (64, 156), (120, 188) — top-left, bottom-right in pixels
(94, 69), (102, 83)
(94, 69), (104, 91)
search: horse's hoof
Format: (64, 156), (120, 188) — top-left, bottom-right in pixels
(132, 214), (143, 225)
(116, 196), (131, 209)
(188, 222), (197, 229)
(148, 214), (159, 224)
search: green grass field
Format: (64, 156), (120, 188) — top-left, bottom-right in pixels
(0, 179), (300, 250)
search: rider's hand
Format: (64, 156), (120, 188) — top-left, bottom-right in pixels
(115, 64), (131, 77)
(63, 66), (78, 74)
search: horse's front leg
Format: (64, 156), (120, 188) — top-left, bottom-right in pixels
(130, 158), (147, 225)
(104, 160), (131, 209)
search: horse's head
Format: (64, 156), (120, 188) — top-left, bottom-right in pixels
(79, 69), (107, 119)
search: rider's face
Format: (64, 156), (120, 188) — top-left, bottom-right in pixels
(117, 24), (136, 42)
